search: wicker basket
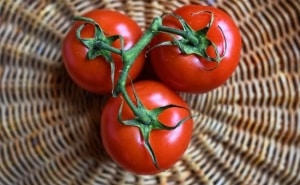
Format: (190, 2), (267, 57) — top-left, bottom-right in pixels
(1, 0), (299, 184)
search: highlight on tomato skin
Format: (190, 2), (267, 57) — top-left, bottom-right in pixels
(100, 80), (193, 175)
(149, 5), (242, 93)
(62, 9), (145, 94)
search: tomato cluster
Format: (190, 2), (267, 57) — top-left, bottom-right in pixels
(62, 5), (241, 175)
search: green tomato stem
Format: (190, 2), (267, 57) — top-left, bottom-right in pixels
(114, 17), (160, 94)
(113, 17), (162, 122)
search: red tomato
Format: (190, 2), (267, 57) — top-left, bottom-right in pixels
(62, 9), (144, 94)
(100, 81), (193, 174)
(149, 5), (242, 93)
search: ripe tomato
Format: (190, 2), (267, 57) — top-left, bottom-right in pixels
(149, 5), (242, 93)
(62, 9), (144, 94)
(100, 81), (193, 174)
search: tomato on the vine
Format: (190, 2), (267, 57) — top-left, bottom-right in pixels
(100, 80), (193, 175)
(149, 5), (242, 93)
(62, 9), (144, 94)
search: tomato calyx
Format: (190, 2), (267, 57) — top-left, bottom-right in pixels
(74, 16), (124, 92)
(118, 83), (192, 169)
(151, 12), (227, 68)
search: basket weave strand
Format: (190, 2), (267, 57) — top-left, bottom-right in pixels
(0, 0), (300, 185)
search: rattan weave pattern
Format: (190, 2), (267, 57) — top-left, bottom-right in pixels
(0, 0), (299, 185)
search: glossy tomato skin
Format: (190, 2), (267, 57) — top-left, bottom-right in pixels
(101, 81), (193, 175)
(150, 5), (242, 93)
(62, 9), (144, 94)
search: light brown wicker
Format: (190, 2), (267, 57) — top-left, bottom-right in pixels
(0, 0), (299, 184)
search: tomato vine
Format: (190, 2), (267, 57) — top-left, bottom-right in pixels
(73, 8), (227, 171)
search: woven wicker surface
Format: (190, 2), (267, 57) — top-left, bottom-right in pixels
(0, 0), (300, 184)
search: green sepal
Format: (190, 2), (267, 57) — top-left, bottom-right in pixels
(130, 80), (145, 110)
(140, 126), (160, 169)
(150, 104), (192, 130)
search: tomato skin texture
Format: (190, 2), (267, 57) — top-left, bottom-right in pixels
(150, 5), (242, 93)
(100, 81), (193, 175)
(62, 9), (144, 94)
